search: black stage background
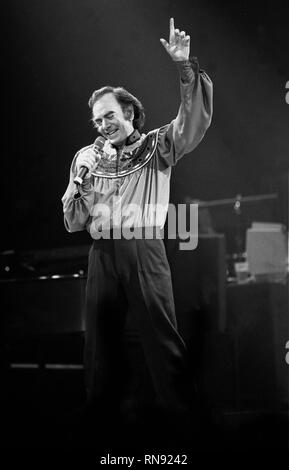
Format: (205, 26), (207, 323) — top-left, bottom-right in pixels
(2, 0), (289, 456)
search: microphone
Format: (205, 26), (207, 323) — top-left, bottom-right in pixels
(74, 136), (105, 186)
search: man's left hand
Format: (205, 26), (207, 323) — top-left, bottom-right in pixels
(160, 18), (190, 61)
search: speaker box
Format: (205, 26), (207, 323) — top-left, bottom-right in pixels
(2, 275), (86, 337)
(227, 282), (288, 410)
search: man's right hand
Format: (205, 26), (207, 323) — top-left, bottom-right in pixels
(75, 148), (101, 179)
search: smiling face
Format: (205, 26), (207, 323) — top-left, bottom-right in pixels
(92, 93), (134, 147)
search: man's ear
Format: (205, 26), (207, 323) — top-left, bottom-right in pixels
(124, 105), (134, 122)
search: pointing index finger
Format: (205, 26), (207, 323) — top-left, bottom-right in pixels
(169, 17), (175, 43)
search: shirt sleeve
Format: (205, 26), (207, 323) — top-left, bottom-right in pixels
(61, 151), (95, 233)
(157, 57), (213, 167)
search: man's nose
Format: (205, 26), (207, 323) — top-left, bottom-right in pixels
(102, 118), (110, 130)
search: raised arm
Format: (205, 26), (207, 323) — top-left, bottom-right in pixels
(159, 18), (213, 165)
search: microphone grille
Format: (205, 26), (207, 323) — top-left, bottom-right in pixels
(93, 136), (106, 151)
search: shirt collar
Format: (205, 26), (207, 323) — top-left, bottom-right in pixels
(125, 129), (141, 145)
(110, 129), (141, 150)
(103, 129), (145, 160)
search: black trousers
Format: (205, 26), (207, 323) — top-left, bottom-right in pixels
(84, 236), (189, 413)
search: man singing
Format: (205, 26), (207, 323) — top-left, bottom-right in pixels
(62, 18), (212, 441)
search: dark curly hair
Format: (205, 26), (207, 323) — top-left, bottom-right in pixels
(88, 86), (145, 131)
